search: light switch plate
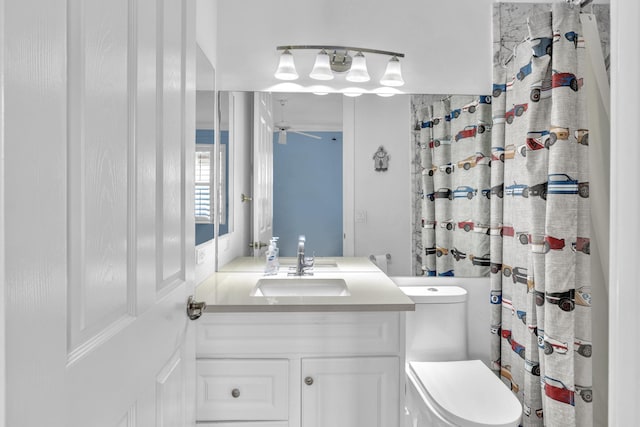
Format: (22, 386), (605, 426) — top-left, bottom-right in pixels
(196, 247), (206, 265)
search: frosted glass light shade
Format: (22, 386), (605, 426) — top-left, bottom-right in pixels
(380, 56), (404, 87)
(309, 50), (334, 80)
(274, 49), (299, 81)
(346, 52), (370, 83)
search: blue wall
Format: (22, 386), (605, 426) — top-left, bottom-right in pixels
(196, 129), (215, 144)
(273, 131), (343, 257)
(195, 224), (215, 246)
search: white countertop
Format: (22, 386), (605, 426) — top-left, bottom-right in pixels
(196, 257), (415, 312)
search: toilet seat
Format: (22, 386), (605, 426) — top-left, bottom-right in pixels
(408, 360), (522, 427)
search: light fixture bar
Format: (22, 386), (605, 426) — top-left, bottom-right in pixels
(276, 45), (405, 58)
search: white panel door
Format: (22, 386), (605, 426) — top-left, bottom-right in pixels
(2, 0), (197, 426)
(251, 92), (274, 256)
(301, 357), (400, 427)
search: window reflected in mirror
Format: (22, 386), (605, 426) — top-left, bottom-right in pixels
(195, 137), (215, 245)
(195, 142), (213, 223)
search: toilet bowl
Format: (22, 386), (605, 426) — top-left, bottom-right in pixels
(393, 282), (522, 427)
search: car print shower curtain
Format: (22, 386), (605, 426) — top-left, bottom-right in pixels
(418, 94), (493, 278)
(489, 4), (592, 426)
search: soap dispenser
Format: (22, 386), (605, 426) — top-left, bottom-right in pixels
(264, 237), (280, 275)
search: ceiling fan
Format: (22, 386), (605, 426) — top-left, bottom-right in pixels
(275, 98), (322, 145)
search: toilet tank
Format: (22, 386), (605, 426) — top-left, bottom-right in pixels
(397, 284), (468, 362)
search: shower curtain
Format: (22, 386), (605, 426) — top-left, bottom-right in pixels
(418, 95), (492, 277)
(489, 4), (592, 426)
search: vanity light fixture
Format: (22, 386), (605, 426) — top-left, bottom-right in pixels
(274, 49), (299, 81)
(274, 45), (405, 87)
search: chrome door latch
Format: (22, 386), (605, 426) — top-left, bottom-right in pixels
(186, 296), (206, 320)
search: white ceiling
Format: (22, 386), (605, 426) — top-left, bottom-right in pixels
(216, 0), (496, 96)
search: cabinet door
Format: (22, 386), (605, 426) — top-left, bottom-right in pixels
(301, 357), (400, 427)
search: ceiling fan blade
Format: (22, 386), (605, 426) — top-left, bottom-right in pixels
(290, 130), (322, 140)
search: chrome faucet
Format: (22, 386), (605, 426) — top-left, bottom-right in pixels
(293, 235), (314, 276)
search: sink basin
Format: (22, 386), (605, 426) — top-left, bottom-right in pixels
(252, 277), (350, 297)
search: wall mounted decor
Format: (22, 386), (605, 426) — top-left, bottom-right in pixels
(373, 146), (389, 171)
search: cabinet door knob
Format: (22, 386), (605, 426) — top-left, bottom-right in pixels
(304, 376), (314, 386)
(231, 388), (240, 398)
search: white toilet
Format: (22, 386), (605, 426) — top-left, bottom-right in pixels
(396, 283), (522, 427)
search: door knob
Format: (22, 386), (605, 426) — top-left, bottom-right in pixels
(231, 388), (241, 398)
(186, 296), (206, 320)
(304, 376), (314, 386)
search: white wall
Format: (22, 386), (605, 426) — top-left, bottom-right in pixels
(196, 0), (217, 70)
(216, 0), (495, 94)
(583, 15), (611, 425)
(610, 0), (640, 424)
(217, 91), (253, 268)
(0, 0), (5, 421)
(344, 95), (413, 276)
(194, 239), (216, 286)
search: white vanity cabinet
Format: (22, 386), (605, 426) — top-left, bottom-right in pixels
(196, 311), (404, 427)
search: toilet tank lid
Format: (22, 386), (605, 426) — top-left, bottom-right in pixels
(399, 286), (467, 303)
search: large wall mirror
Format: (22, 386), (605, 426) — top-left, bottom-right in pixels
(218, 91), (495, 277)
